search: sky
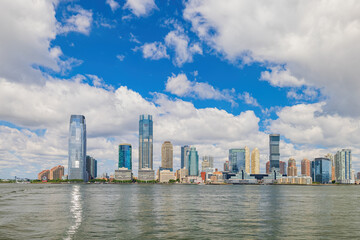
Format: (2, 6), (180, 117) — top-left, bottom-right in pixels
(1, 0), (360, 179)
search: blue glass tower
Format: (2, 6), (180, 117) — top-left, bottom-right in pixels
(229, 149), (245, 173)
(181, 145), (190, 169)
(119, 144), (132, 170)
(269, 134), (280, 172)
(188, 147), (199, 176)
(139, 115), (153, 169)
(311, 158), (331, 183)
(68, 115), (86, 181)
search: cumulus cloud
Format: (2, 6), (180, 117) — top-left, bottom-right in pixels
(165, 73), (235, 104)
(59, 5), (93, 35)
(106, 0), (120, 12)
(238, 92), (260, 107)
(260, 66), (306, 87)
(124, 0), (158, 17)
(183, 0), (360, 116)
(141, 42), (169, 60)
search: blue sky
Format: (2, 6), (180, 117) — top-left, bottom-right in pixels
(0, 0), (360, 179)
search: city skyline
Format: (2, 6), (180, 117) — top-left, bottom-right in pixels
(1, 1), (360, 179)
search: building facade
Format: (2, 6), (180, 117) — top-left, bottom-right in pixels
(86, 156), (97, 180)
(68, 115), (87, 181)
(161, 141), (173, 170)
(279, 161), (286, 175)
(287, 158), (297, 176)
(251, 148), (260, 174)
(269, 134), (280, 172)
(38, 170), (50, 181)
(224, 160), (230, 172)
(311, 158), (331, 183)
(181, 145), (190, 169)
(119, 144), (132, 170)
(201, 155), (214, 172)
(335, 149), (352, 182)
(245, 146), (250, 174)
(301, 158), (311, 176)
(188, 147), (199, 176)
(49, 165), (64, 180)
(229, 149), (246, 173)
(139, 114), (153, 169)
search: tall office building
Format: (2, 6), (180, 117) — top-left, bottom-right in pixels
(229, 148), (246, 173)
(251, 148), (260, 174)
(279, 161), (286, 175)
(224, 160), (230, 172)
(311, 158), (331, 183)
(161, 141), (173, 169)
(325, 153), (335, 181)
(269, 134), (280, 172)
(181, 145), (190, 169)
(335, 149), (352, 182)
(94, 160), (97, 179)
(68, 115), (87, 181)
(86, 156), (97, 180)
(244, 146), (250, 174)
(287, 158), (297, 176)
(139, 114), (153, 169)
(188, 147), (199, 176)
(119, 144), (132, 170)
(301, 158), (311, 176)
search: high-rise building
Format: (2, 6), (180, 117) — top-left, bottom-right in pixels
(161, 141), (173, 170)
(269, 134), (280, 172)
(86, 156), (97, 180)
(181, 145), (190, 169)
(301, 158), (311, 176)
(224, 160), (230, 172)
(94, 160), (97, 179)
(201, 156), (214, 171)
(251, 148), (260, 174)
(119, 144), (132, 170)
(229, 149), (246, 173)
(266, 161), (270, 174)
(38, 169), (50, 181)
(188, 147), (199, 176)
(279, 161), (286, 175)
(68, 115), (87, 181)
(49, 165), (64, 180)
(335, 149), (352, 182)
(245, 146), (250, 174)
(139, 114), (153, 170)
(311, 158), (331, 183)
(325, 153), (335, 181)
(287, 158), (297, 176)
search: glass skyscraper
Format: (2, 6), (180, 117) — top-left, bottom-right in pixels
(335, 149), (352, 181)
(269, 134), (280, 172)
(119, 144), (132, 170)
(188, 147), (199, 176)
(139, 115), (153, 169)
(68, 115), (86, 181)
(181, 145), (190, 169)
(311, 158), (331, 183)
(229, 149), (246, 173)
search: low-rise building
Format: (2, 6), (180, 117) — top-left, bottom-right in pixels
(138, 168), (155, 181)
(277, 176), (312, 185)
(114, 167), (132, 181)
(159, 170), (176, 183)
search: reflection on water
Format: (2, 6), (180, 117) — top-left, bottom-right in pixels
(64, 185), (82, 240)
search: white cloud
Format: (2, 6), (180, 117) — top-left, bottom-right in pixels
(287, 87), (318, 101)
(106, 0), (120, 12)
(183, 0), (360, 116)
(60, 5), (93, 35)
(238, 92), (260, 107)
(116, 54), (125, 61)
(141, 42), (169, 60)
(124, 0), (157, 17)
(260, 66), (306, 87)
(165, 27), (203, 67)
(165, 73), (235, 104)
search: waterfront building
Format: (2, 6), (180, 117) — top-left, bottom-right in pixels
(38, 170), (50, 181)
(245, 146), (250, 174)
(325, 153), (335, 181)
(94, 160), (97, 179)
(251, 148), (260, 174)
(114, 168), (132, 181)
(139, 114), (153, 170)
(335, 149), (352, 183)
(269, 134), (280, 172)
(278, 176), (312, 185)
(266, 161), (270, 174)
(138, 168), (155, 181)
(311, 158), (331, 184)
(188, 147), (199, 176)
(49, 165), (64, 180)
(224, 160), (230, 172)
(68, 115), (87, 181)
(229, 148), (246, 173)
(201, 155), (214, 172)
(279, 161), (286, 175)
(159, 170), (176, 183)
(119, 144), (132, 170)
(287, 158), (297, 176)
(357, 172), (360, 180)
(86, 156), (97, 180)
(161, 141), (173, 170)
(181, 145), (190, 169)
(176, 168), (188, 182)
(301, 159), (311, 176)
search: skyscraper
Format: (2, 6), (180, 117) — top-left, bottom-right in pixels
(181, 145), (190, 169)
(139, 114), (153, 169)
(224, 160), (230, 172)
(188, 147), (199, 176)
(279, 161), (286, 175)
(119, 144), (132, 170)
(325, 153), (335, 181)
(301, 158), (311, 176)
(245, 146), (250, 174)
(311, 158), (331, 183)
(266, 161), (270, 174)
(335, 149), (352, 182)
(251, 148), (260, 174)
(201, 156), (214, 172)
(269, 134), (280, 172)
(161, 141), (173, 170)
(68, 115), (86, 181)
(85, 156), (97, 180)
(229, 149), (246, 173)
(287, 158), (297, 176)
